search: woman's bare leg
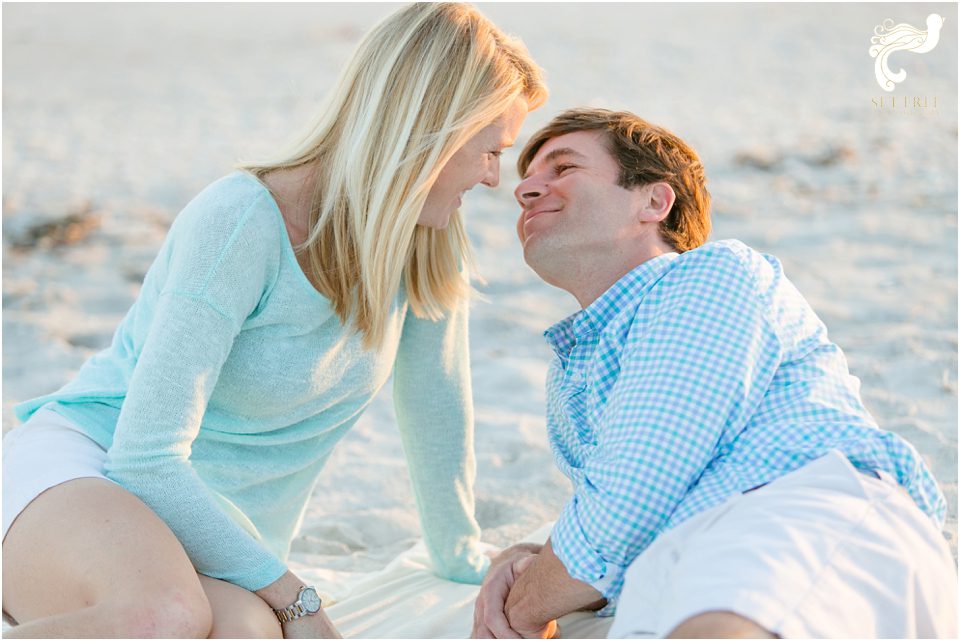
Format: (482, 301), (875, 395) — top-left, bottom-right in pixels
(198, 575), (282, 639)
(2, 478), (212, 638)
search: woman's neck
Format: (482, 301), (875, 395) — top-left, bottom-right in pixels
(261, 163), (318, 247)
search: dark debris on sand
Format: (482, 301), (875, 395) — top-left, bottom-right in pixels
(6, 202), (102, 250)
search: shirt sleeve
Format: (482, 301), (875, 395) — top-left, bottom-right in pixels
(392, 285), (490, 584)
(550, 249), (783, 609)
(104, 189), (288, 591)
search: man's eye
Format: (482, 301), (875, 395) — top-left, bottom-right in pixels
(554, 164), (575, 175)
(489, 151), (503, 158)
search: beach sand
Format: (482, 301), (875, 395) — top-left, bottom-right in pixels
(3, 1), (957, 630)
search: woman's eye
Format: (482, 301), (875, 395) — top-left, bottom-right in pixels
(489, 151), (503, 158)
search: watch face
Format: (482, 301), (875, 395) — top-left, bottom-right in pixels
(301, 587), (322, 613)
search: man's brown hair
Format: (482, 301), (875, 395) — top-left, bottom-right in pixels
(517, 108), (711, 252)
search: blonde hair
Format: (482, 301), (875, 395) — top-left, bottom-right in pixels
(244, 3), (547, 349)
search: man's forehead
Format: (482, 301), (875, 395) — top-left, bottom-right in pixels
(533, 130), (604, 161)
(523, 130), (603, 178)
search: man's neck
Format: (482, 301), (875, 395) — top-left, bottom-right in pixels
(562, 242), (673, 309)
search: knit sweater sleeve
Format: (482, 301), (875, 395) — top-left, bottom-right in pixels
(392, 286), (490, 584)
(103, 182), (288, 591)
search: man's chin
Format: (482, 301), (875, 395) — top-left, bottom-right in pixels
(522, 245), (560, 284)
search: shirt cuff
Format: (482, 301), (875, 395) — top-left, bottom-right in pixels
(431, 540), (491, 584)
(219, 554), (289, 592)
(590, 573), (621, 616)
(550, 498), (628, 613)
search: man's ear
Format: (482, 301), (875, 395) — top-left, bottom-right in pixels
(637, 182), (675, 223)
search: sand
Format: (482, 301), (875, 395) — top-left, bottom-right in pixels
(3, 0), (957, 628)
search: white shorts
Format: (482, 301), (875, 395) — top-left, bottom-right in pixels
(2, 406), (113, 541)
(608, 450), (958, 639)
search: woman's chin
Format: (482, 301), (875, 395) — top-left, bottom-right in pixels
(416, 211), (455, 230)
(416, 219), (449, 230)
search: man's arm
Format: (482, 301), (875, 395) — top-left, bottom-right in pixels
(503, 539), (606, 636)
(542, 247), (784, 611)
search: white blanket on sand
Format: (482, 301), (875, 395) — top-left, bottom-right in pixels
(299, 523), (612, 639)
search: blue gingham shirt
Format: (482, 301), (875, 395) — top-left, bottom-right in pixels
(545, 240), (946, 614)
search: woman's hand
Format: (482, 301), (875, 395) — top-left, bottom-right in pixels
(281, 608), (342, 639)
(256, 571), (342, 638)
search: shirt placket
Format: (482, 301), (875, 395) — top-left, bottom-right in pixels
(563, 333), (599, 449)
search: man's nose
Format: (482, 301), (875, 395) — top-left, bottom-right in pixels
(514, 176), (544, 206)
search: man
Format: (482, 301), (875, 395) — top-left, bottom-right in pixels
(471, 108), (956, 638)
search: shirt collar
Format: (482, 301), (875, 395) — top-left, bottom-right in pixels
(543, 252), (679, 359)
(543, 310), (579, 362)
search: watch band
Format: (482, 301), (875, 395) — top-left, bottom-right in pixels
(273, 585), (322, 625)
(275, 602), (307, 624)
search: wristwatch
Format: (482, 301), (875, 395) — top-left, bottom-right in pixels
(273, 585), (322, 624)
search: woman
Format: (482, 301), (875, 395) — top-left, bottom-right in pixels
(1, 3), (546, 638)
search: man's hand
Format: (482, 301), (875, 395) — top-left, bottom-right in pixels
(502, 540), (606, 637)
(472, 543), (547, 638)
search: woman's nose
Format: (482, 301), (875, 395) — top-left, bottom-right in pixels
(481, 156), (501, 188)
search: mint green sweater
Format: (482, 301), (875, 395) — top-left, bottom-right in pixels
(14, 172), (489, 591)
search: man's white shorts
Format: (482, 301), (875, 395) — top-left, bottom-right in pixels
(608, 450), (957, 638)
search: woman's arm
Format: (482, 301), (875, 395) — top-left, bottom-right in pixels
(104, 184), (291, 592)
(105, 290), (289, 590)
(392, 290), (489, 584)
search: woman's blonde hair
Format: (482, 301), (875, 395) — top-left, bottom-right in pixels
(244, 3), (547, 349)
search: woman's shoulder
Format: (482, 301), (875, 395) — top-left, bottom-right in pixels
(171, 171), (283, 243)
(160, 172), (285, 297)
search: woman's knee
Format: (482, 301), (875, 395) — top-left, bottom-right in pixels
(105, 585), (213, 639)
(2, 478), (210, 633)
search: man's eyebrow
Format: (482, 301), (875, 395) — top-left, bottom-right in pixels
(523, 147), (587, 179)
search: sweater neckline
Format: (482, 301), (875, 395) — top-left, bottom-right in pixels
(234, 170), (328, 304)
